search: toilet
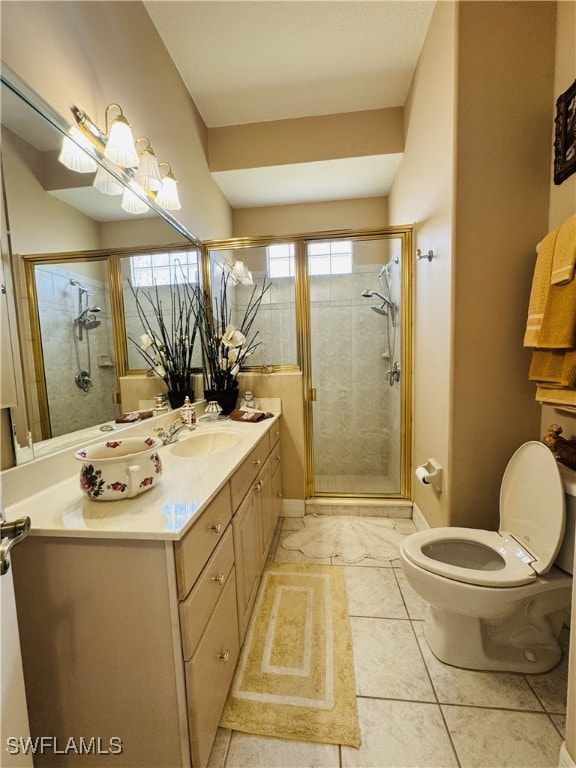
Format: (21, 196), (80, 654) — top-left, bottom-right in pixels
(400, 441), (575, 673)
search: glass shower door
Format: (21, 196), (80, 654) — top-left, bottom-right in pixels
(306, 234), (406, 497)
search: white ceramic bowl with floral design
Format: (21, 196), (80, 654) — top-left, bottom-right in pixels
(74, 437), (163, 501)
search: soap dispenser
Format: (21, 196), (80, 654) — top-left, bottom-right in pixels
(181, 396), (196, 425)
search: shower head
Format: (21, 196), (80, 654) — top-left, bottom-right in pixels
(77, 306), (101, 320)
(361, 289), (394, 309)
(83, 317), (101, 330)
(370, 305), (389, 316)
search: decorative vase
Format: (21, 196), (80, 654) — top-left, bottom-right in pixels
(203, 387), (239, 416)
(167, 390), (194, 410)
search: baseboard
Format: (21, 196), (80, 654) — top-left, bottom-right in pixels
(281, 499), (305, 517)
(560, 743), (576, 768)
(412, 503), (430, 531)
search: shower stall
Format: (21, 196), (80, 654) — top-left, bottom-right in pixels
(305, 232), (410, 498)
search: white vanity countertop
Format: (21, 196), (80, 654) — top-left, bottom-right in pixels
(3, 412), (281, 542)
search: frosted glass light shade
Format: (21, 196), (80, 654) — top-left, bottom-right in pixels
(155, 174), (181, 211)
(134, 148), (162, 192)
(104, 117), (139, 168)
(58, 128), (98, 173)
(121, 187), (149, 215)
(93, 165), (123, 196)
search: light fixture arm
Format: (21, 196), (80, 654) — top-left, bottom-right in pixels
(104, 103), (128, 136)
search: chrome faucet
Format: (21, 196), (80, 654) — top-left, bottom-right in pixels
(154, 418), (196, 445)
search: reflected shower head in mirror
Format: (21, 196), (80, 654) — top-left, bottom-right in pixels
(361, 289), (394, 309)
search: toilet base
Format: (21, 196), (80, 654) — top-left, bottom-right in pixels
(424, 603), (566, 674)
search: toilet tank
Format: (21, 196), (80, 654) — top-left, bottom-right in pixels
(557, 463), (576, 575)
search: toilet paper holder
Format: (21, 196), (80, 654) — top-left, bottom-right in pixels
(416, 458), (443, 491)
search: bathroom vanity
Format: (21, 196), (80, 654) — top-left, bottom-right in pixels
(6, 412), (282, 768)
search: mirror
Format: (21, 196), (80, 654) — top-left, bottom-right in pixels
(208, 244), (299, 370)
(1, 66), (200, 462)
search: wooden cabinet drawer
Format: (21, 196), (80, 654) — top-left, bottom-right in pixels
(230, 437), (269, 510)
(179, 527), (235, 661)
(186, 572), (239, 768)
(269, 423), (281, 452)
(175, 483), (232, 600)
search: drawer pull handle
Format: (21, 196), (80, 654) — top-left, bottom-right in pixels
(212, 572), (225, 585)
(218, 650), (230, 662)
(210, 523), (221, 533)
(253, 458), (262, 466)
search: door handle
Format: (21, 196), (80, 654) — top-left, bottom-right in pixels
(1, 517), (31, 576)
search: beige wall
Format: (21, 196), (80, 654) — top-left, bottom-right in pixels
(209, 108), (404, 171)
(450, 1), (555, 529)
(388, 1), (457, 527)
(233, 196), (388, 238)
(548, 4), (576, 764)
(0, 0), (232, 242)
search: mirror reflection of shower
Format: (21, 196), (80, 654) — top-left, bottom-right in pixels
(362, 261), (400, 386)
(70, 278), (101, 392)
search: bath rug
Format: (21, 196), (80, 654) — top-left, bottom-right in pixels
(220, 563), (361, 748)
(281, 515), (407, 563)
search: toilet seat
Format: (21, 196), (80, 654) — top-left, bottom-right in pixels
(401, 528), (538, 586)
(403, 441), (566, 588)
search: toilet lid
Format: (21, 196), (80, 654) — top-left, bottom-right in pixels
(500, 441), (565, 574)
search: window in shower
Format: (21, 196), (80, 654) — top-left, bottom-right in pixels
(130, 249), (199, 287)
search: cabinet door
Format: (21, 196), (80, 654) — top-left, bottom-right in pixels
(185, 572), (239, 768)
(232, 487), (261, 643)
(272, 460), (282, 531)
(257, 460), (274, 570)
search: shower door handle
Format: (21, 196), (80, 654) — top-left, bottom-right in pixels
(309, 388), (317, 402)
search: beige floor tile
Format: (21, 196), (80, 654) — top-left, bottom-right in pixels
(550, 713), (566, 738)
(350, 617), (435, 701)
(344, 567), (408, 619)
(524, 626), (570, 714)
(414, 623), (544, 710)
(332, 554), (395, 568)
(394, 567), (428, 619)
(274, 532), (331, 564)
(442, 705), (564, 768)
(224, 731), (339, 768)
(341, 697), (458, 767)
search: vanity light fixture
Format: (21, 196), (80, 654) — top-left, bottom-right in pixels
(134, 138), (162, 192)
(231, 260), (253, 285)
(93, 164), (123, 196)
(104, 103), (139, 169)
(155, 163), (181, 211)
(58, 127), (98, 173)
(121, 186), (149, 215)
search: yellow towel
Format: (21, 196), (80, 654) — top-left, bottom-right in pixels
(524, 228), (558, 347)
(538, 273), (576, 348)
(529, 349), (576, 387)
(551, 215), (576, 285)
(536, 386), (576, 407)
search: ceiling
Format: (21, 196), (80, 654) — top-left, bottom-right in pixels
(144, 1), (435, 209)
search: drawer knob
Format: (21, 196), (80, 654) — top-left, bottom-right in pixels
(256, 481), (263, 492)
(218, 650), (230, 662)
(210, 523), (222, 533)
(277, 492), (282, 498)
(253, 458), (262, 466)
(275, 456), (281, 463)
(275, 431), (280, 438)
(212, 572), (225, 585)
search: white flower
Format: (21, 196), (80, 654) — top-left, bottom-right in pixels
(140, 333), (154, 350)
(230, 364), (240, 376)
(153, 364), (166, 378)
(222, 324), (246, 348)
(227, 347), (240, 365)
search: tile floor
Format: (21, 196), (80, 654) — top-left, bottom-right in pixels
(208, 516), (569, 768)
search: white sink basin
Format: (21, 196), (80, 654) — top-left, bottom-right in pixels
(170, 430), (242, 458)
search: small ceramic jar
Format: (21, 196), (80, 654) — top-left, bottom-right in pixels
(75, 437), (163, 501)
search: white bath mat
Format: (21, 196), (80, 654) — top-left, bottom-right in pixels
(281, 516), (408, 563)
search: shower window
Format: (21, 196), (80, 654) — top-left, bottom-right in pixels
(308, 240), (353, 275)
(130, 249), (199, 287)
(267, 243), (295, 278)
